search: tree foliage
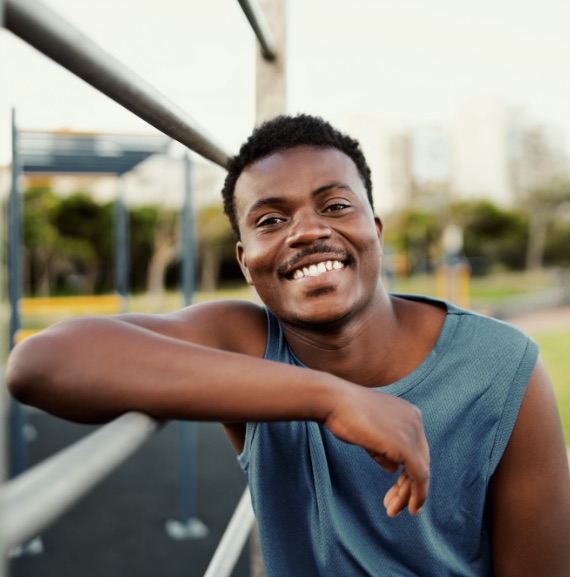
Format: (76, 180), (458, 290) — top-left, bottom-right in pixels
(197, 203), (236, 292)
(20, 187), (149, 295)
(386, 200), (531, 276)
(17, 185), (569, 298)
(523, 177), (570, 270)
(446, 201), (529, 273)
(384, 209), (440, 274)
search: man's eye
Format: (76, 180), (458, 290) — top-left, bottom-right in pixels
(257, 216), (284, 227)
(325, 203), (350, 212)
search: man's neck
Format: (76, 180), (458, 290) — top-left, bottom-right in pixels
(280, 293), (446, 389)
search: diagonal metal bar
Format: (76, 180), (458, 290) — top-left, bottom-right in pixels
(4, 0), (232, 168)
(203, 489), (255, 577)
(237, 0), (277, 61)
(0, 412), (161, 552)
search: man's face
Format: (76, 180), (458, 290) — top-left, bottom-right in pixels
(234, 146), (383, 327)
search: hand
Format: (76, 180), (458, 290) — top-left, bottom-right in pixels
(324, 384), (430, 517)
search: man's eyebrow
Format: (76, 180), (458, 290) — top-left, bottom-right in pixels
(246, 196), (285, 219)
(312, 182), (353, 198)
(246, 183), (353, 219)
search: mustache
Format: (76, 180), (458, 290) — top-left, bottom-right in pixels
(276, 244), (355, 278)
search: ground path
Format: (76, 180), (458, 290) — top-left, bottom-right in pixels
(505, 304), (570, 334)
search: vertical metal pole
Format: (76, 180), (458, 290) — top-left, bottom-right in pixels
(0, 36), (7, 574)
(7, 109), (27, 479)
(255, 0), (287, 126)
(252, 1), (286, 574)
(181, 152), (196, 307)
(113, 181), (129, 302)
(5, 110), (43, 560)
(164, 152), (207, 540)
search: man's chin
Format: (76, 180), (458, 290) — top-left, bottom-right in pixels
(284, 304), (353, 331)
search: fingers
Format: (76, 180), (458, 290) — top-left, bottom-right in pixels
(383, 463), (429, 518)
(384, 470), (412, 517)
(404, 432), (430, 515)
(395, 409), (430, 515)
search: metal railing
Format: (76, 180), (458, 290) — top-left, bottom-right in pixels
(0, 413), (161, 553)
(4, 0), (232, 168)
(1, 0), (275, 575)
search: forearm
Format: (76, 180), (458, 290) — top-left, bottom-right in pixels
(7, 315), (431, 516)
(6, 317), (338, 424)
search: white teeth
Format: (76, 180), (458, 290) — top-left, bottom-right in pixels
(291, 260), (345, 279)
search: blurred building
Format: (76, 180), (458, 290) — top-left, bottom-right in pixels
(2, 107), (567, 215)
(390, 126), (451, 210)
(450, 97), (566, 205)
(388, 98), (567, 211)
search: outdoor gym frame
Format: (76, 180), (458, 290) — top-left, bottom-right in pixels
(0, 0), (279, 575)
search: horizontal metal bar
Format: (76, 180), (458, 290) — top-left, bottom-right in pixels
(0, 412), (161, 551)
(4, 0), (232, 168)
(203, 488), (255, 577)
(237, 0), (277, 61)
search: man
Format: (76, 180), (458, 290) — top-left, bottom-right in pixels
(7, 114), (570, 576)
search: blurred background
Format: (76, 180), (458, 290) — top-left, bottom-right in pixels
(1, 0), (569, 576)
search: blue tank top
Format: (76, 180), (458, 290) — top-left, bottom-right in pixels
(237, 295), (539, 576)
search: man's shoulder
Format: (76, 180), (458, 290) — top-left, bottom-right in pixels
(167, 298), (268, 356)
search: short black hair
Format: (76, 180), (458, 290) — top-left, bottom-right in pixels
(221, 114), (373, 239)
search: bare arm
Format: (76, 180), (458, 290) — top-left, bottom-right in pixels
(6, 301), (429, 516)
(490, 358), (570, 576)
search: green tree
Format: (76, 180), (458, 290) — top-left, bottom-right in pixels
(544, 220), (570, 267)
(129, 205), (160, 293)
(197, 203), (235, 292)
(22, 186), (61, 295)
(147, 209), (179, 311)
(446, 200), (528, 273)
(53, 193), (112, 293)
(523, 177), (570, 270)
(384, 209), (441, 274)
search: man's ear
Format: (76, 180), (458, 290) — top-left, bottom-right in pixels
(375, 216), (384, 244)
(375, 216), (384, 257)
(236, 242), (254, 286)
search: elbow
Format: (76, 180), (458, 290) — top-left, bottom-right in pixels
(6, 345), (31, 405)
(6, 332), (59, 407)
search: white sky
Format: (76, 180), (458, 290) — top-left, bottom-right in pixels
(2, 0), (570, 164)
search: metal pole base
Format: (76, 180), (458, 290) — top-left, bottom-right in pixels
(8, 537), (44, 558)
(164, 517), (209, 540)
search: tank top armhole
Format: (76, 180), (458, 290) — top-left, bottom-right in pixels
(237, 422), (256, 472)
(488, 337), (540, 477)
(237, 308), (277, 472)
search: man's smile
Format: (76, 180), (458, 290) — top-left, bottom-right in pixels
(290, 260), (345, 280)
(276, 244), (355, 281)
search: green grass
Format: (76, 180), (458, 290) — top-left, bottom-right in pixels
(391, 269), (558, 308)
(526, 328), (570, 445)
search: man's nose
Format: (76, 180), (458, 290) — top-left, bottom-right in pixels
(286, 211), (332, 247)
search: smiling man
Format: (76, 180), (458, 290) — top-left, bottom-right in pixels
(7, 114), (570, 576)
